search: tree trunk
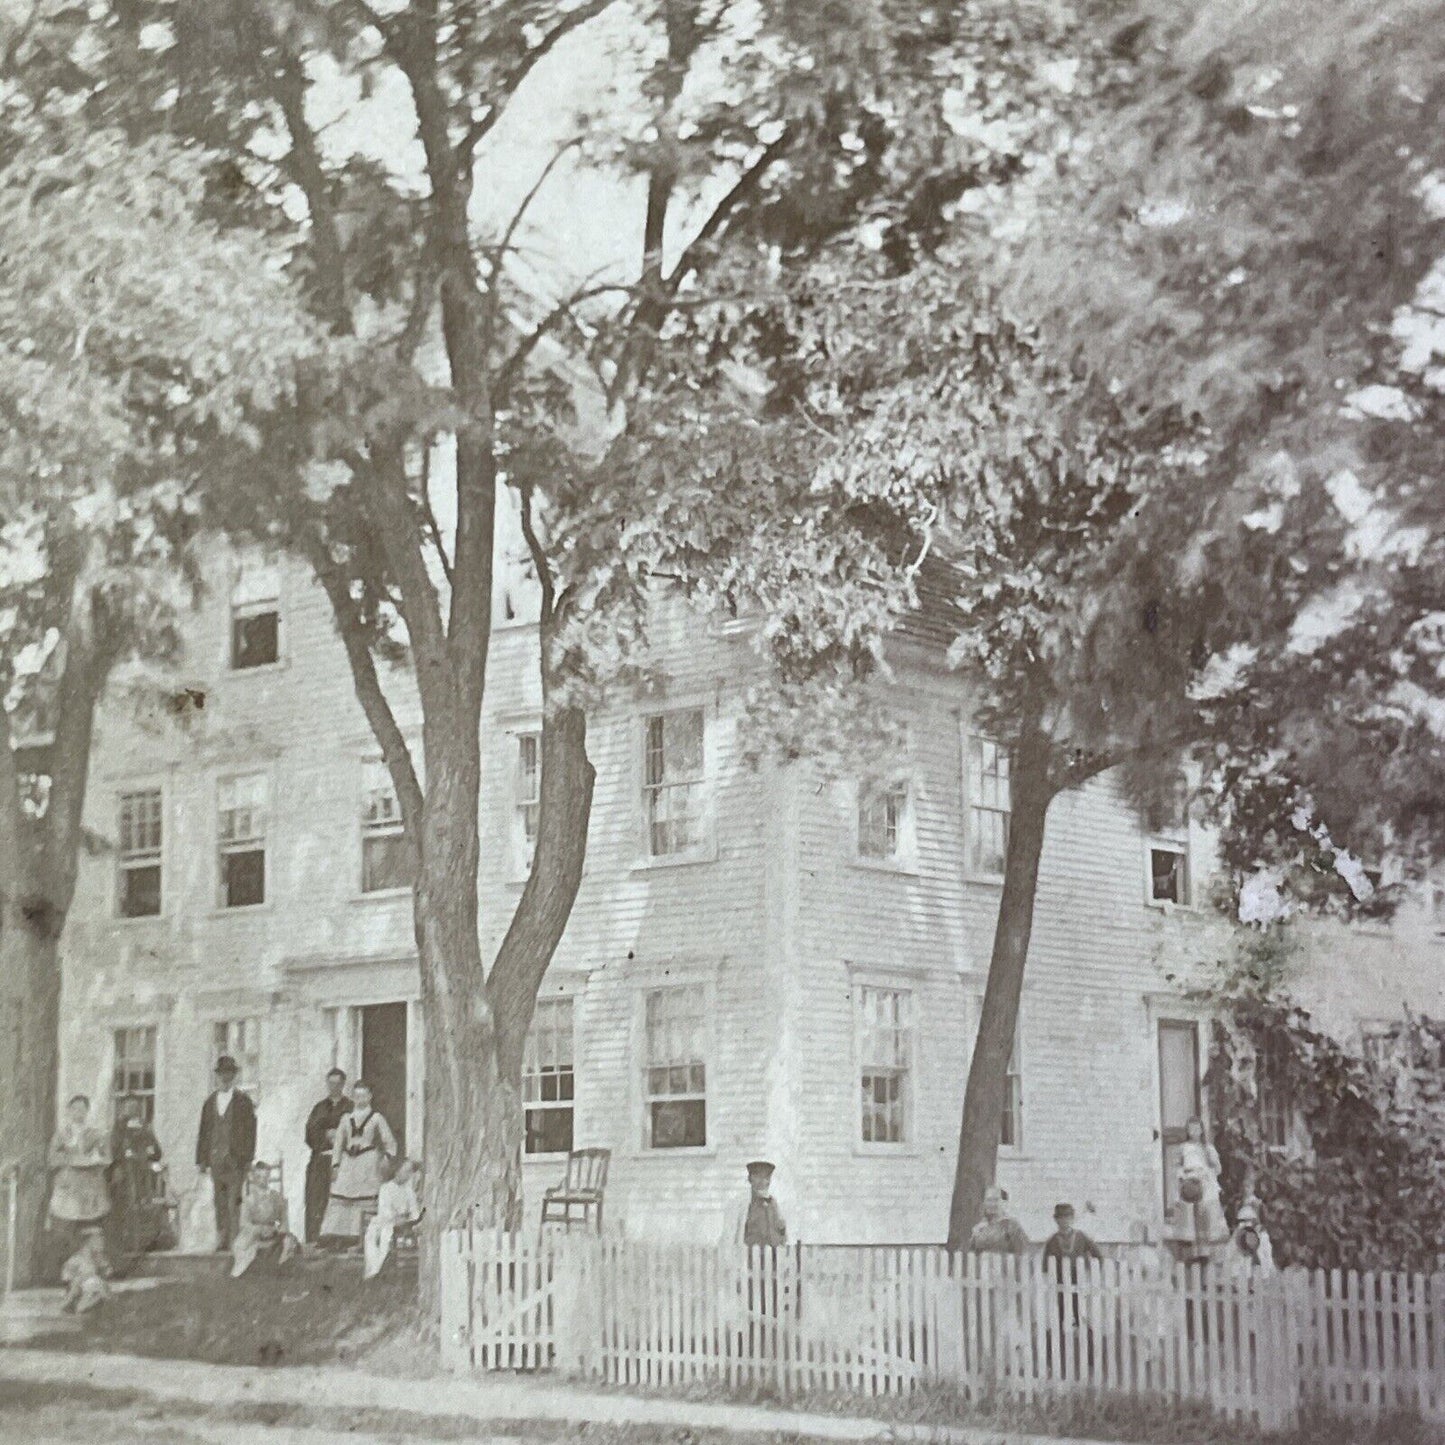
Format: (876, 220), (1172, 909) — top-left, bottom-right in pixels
(946, 729), (1057, 1251)
(0, 893), (62, 1288)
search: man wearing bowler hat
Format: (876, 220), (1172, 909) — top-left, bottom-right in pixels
(195, 1055), (257, 1251)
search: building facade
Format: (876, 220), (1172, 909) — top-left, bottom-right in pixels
(57, 547), (1445, 1249)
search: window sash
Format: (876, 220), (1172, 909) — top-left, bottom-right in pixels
(968, 735), (1011, 874)
(112, 1026), (157, 1121)
(643, 988), (707, 1150)
(644, 712), (705, 857)
(858, 784), (906, 860)
(1149, 842), (1189, 904)
(523, 999), (576, 1155)
(858, 987), (911, 1144)
(118, 791), (162, 859)
(218, 776), (268, 847)
(517, 734), (540, 867)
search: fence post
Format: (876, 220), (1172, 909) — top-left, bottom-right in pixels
(439, 1227), (468, 1373)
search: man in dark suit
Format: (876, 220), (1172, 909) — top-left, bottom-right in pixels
(195, 1055), (257, 1250)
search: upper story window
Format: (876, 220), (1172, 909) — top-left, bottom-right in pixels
(1147, 775), (1191, 906)
(523, 996), (574, 1155)
(360, 759), (414, 894)
(212, 1019), (261, 1098)
(117, 789), (162, 918)
(858, 985), (912, 1145)
(858, 780), (910, 864)
(217, 772), (268, 908)
(967, 735), (1011, 876)
(229, 564), (280, 670)
(113, 1025), (157, 1123)
(515, 733), (540, 874)
(644, 709), (705, 859)
(642, 986), (707, 1149)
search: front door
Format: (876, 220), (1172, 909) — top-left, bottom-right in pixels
(1157, 1019), (1200, 1219)
(361, 1001), (408, 1156)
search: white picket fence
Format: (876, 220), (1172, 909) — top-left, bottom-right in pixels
(440, 1230), (1445, 1431)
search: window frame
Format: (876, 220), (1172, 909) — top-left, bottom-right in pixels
(637, 980), (713, 1154)
(1254, 1034), (1295, 1151)
(964, 730), (1011, 881)
(211, 1017), (262, 1100)
(999, 1012), (1025, 1156)
(513, 730), (541, 880)
(1143, 775), (1196, 910)
(854, 981), (914, 1151)
(115, 784), (164, 921)
(854, 775), (917, 871)
(637, 703), (714, 867)
(227, 560), (283, 673)
(215, 770), (270, 911)
(358, 757), (414, 897)
(111, 1024), (160, 1126)
(522, 992), (577, 1158)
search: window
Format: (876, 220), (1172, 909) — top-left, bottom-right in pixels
(212, 1019), (261, 1097)
(112, 1026), (157, 1123)
(117, 789), (162, 918)
(360, 760), (413, 894)
(229, 564), (280, 669)
(217, 773), (267, 908)
(858, 986), (911, 1144)
(858, 780), (909, 862)
(1361, 1024), (1396, 1072)
(523, 997), (574, 1154)
(642, 987), (706, 1149)
(1256, 1036), (1293, 1149)
(968, 735), (1010, 875)
(644, 710), (706, 858)
(1000, 1019), (1024, 1150)
(516, 733), (540, 874)
(1147, 776), (1191, 905)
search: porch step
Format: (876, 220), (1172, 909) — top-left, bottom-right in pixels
(135, 1250), (230, 1280)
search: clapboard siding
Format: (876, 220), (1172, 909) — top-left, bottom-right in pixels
(58, 546), (1445, 1245)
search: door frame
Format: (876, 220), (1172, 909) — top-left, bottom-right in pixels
(1144, 996), (1212, 1232)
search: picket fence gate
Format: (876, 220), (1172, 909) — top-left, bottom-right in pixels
(440, 1229), (1445, 1431)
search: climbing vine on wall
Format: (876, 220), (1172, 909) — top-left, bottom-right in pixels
(1202, 936), (1445, 1272)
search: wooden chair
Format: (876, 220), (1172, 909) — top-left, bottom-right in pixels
(539, 1148), (610, 1237)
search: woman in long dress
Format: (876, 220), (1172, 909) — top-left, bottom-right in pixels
(320, 1080), (396, 1243)
(49, 1095), (111, 1273)
(1177, 1115), (1228, 1251)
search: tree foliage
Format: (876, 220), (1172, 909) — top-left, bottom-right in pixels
(1205, 939), (1445, 1273)
(0, 0), (316, 1284)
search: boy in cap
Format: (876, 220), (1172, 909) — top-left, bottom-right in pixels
(737, 1160), (788, 1247)
(1042, 1202), (1102, 1270)
(196, 1055), (257, 1251)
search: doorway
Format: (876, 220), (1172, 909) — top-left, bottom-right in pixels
(361, 1002), (408, 1156)
(1157, 1019), (1201, 1215)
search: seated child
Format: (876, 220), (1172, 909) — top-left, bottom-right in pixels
(61, 1228), (110, 1314)
(363, 1157), (421, 1279)
(231, 1161), (300, 1278)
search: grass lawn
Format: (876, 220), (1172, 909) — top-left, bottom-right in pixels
(29, 1254), (432, 1374)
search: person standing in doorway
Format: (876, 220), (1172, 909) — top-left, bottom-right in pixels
(303, 1068), (351, 1244)
(195, 1055), (257, 1252)
(47, 1094), (111, 1278)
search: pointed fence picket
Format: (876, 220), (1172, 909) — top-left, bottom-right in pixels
(439, 1230), (1445, 1430)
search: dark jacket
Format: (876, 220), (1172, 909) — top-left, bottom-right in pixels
(195, 1089), (257, 1171)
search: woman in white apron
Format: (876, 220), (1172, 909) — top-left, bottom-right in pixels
(320, 1081), (396, 1242)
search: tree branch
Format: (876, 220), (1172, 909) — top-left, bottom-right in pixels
(517, 480), (555, 625)
(496, 281), (632, 402)
(347, 444), (453, 712)
(457, 0), (616, 174)
(233, 0), (352, 334)
(306, 540), (425, 829)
